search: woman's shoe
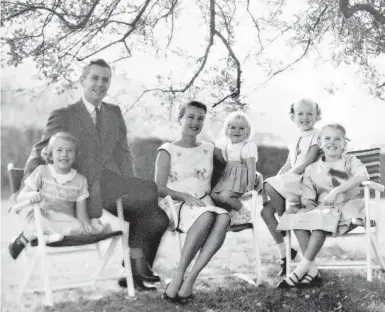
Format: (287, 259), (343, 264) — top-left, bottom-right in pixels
(162, 283), (179, 303)
(176, 294), (195, 304)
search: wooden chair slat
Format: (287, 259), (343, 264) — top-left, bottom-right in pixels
(8, 168), (24, 194)
(347, 148), (380, 156)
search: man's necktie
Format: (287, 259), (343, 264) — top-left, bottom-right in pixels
(95, 107), (101, 140)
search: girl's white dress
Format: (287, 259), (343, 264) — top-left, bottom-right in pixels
(265, 128), (320, 202)
(20, 165), (107, 238)
(158, 142), (229, 233)
(277, 155), (369, 236)
(212, 141), (259, 194)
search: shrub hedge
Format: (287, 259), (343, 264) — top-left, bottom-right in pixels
(2, 127), (384, 198)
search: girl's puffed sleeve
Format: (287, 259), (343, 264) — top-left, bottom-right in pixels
(347, 155), (370, 180)
(77, 175), (90, 201)
(310, 130), (321, 147)
(24, 165), (44, 191)
(241, 142), (259, 162)
(301, 167), (317, 207)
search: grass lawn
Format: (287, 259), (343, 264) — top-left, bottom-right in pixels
(1, 196), (384, 312)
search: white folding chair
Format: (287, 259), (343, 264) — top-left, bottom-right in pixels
(285, 148), (385, 281)
(7, 163), (135, 306)
(162, 190), (262, 285)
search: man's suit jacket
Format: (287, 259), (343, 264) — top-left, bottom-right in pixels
(25, 99), (135, 218)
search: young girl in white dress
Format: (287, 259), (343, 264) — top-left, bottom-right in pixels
(210, 111), (260, 224)
(260, 98), (322, 276)
(276, 123), (370, 288)
(9, 132), (108, 260)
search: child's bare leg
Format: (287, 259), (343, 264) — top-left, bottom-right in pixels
(294, 229), (311, 254)
(218, 191), (243, 211)
(260, 183), (286, 244)
(303, 230), (326, 262)
(164, 212), (216, 298)
(280, 230), (326, 287)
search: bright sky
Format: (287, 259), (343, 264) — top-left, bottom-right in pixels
(1, 0), (384, 148)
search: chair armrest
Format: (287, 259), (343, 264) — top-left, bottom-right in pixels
(8, 199), (30, 213)
(33, 202), (48, 247)
(362, 181), (384, 192)
(116, 197), (128, 234)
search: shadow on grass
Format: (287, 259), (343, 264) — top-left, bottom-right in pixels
(40, 271), (385, 312)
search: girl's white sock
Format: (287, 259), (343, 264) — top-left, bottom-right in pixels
(286, 258), (313, 285)
(276, 242), (286, 259)
(300, 261), (318, 284)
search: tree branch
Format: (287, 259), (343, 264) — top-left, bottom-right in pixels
(2, 0), (101, 29)
(339, 0), (385, 24)
(212, 30), (241, 108)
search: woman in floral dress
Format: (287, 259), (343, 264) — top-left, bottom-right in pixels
(155, 101), (230, 304)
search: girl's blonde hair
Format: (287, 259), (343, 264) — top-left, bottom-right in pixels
(223, 111), (254, 141)
(289, 98), (322, 121)
(321, 123), (349, 152)
(41, 132), (78, 164)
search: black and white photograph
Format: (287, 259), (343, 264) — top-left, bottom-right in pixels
(1, 1), (384, 311)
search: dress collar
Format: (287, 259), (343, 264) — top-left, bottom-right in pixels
(299, 128), (316, 137)
(48, 165), (77, 184)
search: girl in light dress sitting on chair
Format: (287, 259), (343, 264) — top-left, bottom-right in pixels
(261, 98), (322, 276)
(210, 111), (262, 225)
(276, 123), (370, 288)
(9, 132), (110, 260)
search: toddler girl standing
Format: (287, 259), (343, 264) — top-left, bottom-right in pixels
(276, 123), (370, 288)
(261, 98), (322, 276)
(211, 111), (261, 224)
(9, 132), (108, 260)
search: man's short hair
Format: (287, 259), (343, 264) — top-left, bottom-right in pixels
(82, 59), (111, 78)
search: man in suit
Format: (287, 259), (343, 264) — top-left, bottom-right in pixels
(24, 59), (169, 290)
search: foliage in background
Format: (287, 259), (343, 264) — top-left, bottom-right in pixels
(1, 0), (384, 109)
(3, 128), (384, 197)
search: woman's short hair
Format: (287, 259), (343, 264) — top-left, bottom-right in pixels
(41, 132), (78, 164)
(178, 101), (207, 120)
(223, 111), (254, 141)
(289, 98), (322, 121)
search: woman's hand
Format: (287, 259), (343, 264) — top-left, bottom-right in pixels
(324, 188), (339, 206)
(183, 194), (206, 207)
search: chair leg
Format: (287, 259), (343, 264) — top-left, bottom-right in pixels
(251, 226), (262, 285)
(285, 230), (292, 277)
(18, 252), (41, 302)
(177, 232), (183, 256)
(371, 237), (385, 271)
(116, 197), (135, 297)
(93, 237), (120, 281)
(364, 187), (372, 282)
(121, 224), (135, 297)
(96, 242), (103, 259)
(40, 247), (53, 306)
